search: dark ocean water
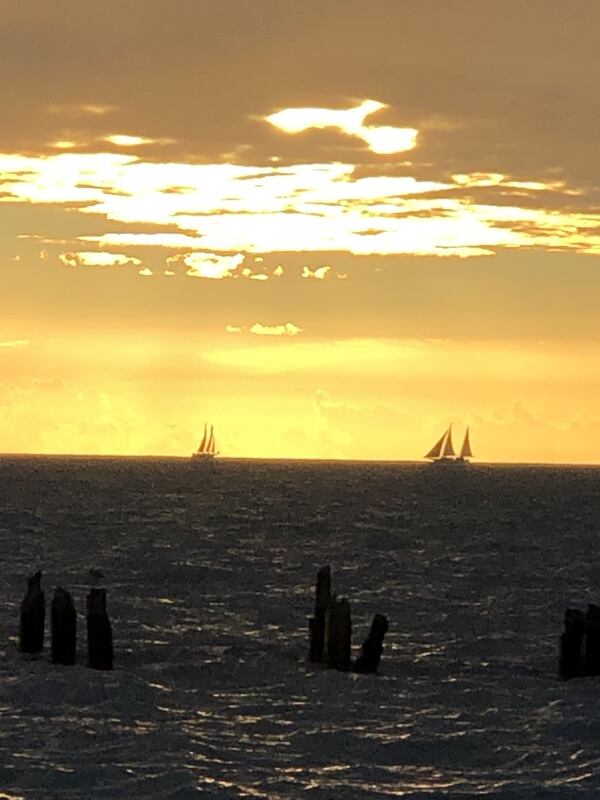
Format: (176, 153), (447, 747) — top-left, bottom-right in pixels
(1, 456), (600, 798)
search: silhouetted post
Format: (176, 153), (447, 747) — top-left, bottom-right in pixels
(51, 587), (77, 666)
(87, 588), (113, 670)
(19, 571), (45, 654)
(354, 613), (389, 674)
(584, 604), (600, 676)
(559, 608), (585, 680)
(309, 565), (331, 662)
(325, 596), (352, 671)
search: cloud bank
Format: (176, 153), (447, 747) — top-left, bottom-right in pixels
(1, 146), (598, 261)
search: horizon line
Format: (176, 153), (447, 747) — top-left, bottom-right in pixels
(1, 452), (599, 469)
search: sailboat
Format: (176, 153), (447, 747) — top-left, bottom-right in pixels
(424, 424), (473, 464)
(191, 423), (219, 462)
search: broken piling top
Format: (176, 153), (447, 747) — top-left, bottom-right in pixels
(52, 586), (75, 620)
(354, 613), (389, 674)
(314, 565), (331, 615)
(86, 587), (113, 670)
(370, 613), (389, 640)
(51, 586), (77, 666)
(584, 604), (600, 676)
(87, 587), (107, 615)
(586, 603), (600, 625)
(28, 571), (43, 593)
(559, 608), (585, 680)
(19, 570), (46, 654)
(53, 586), (74, 606)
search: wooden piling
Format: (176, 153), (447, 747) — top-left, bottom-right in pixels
(309, 565), (331, 662)
(51, 587), (77, 666)
(87, 588), (113, 670)
(19, 571), (45, 654)
(354, 613), (389, 674)
(325, 596), (352, 671)
(584, 604), (600, 676)
(559, 608), (585, 680)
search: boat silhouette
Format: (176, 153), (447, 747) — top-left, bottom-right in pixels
(191, 423), (218, 462)
(425, 424), (472, 463)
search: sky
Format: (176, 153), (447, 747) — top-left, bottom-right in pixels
(1, 0), (600, 462)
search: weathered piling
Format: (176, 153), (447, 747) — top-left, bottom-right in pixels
(87, 588), (113, 670)
(559, 608), (585, 679)
(51, 587), (77, 666)
(309, 565), (331, 662)
(307, 566), (387, 674)
(584, 604), (600, 676)
(325, 596), (352, 671)
(19, 571), (45, 654)
(354, 613), (389, 674)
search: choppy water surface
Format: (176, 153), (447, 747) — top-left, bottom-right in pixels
(2, 457), (600, 798)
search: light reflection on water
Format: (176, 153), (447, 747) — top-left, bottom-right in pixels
(2, 458), (600, 797)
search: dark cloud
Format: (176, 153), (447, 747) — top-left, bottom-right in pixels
(1, 0), (598, 186)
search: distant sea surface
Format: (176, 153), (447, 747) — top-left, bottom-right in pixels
(2, 456), (600, 799)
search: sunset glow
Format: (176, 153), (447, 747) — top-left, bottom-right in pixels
(1, 2), (599, 462)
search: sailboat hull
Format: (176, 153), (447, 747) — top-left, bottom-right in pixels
(429, 457), (470, 465)
(190, 452), (217, 463)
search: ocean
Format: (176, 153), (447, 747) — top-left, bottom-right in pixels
(1, 456), (600, 799)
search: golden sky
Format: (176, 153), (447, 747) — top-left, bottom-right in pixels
(1, 0), (600, 462)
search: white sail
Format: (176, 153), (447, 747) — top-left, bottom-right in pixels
(424, 430), (447, 459)
(441, 425), (455, 457)
(459, 427), (472, 459)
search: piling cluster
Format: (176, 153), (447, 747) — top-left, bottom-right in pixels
(308, 565), (388, 674)
(559, 604), (600, 680)
(18, 572), (113, 670)
(19, 566), (386, 677)
(18, 565), (600, 683)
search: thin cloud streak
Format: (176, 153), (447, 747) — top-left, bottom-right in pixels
(225, 322), (303, 336)
(249, 322), (302, 336)
(59, 251), (141, 268)
(167, 252), (245, 279)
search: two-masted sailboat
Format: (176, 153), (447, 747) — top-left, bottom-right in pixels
(191, 423), (218, 462)
(424, 424), (473, 464)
